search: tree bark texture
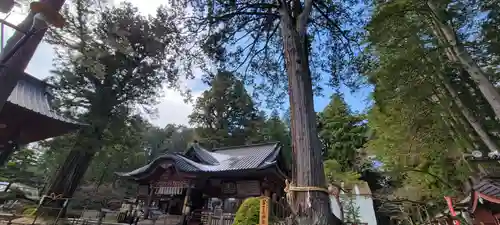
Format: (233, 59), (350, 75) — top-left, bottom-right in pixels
(437, 73), (500, 153)
(427, 1), (500, 120)
(278, 3), (338, 225)
(0, 0), (66, 111)
(42, 100), (111, 216)
(41, 126), (105, 216)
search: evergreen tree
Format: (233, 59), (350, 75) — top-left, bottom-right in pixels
(318, 94), (367, 172)
(40, 1), (185, 210)
(0, 147), (41, 187)
(172, 0), (364, 221)
(262, 110), (293, 168)
(359, 0), (500, 222)
(189, 71), (262, 148)
(144, 123), (195, 161)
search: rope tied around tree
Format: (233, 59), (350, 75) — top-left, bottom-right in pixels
(284, 179), (330, 208)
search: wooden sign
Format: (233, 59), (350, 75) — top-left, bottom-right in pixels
(156, 180), (189, 188)
(221, 181), (237, 194)
(259, 196), (270, 225)
(237, 180), (260, 196)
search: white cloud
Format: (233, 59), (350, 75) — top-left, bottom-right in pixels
(0, 0), (203, 127)
(147, 89), (202, 128)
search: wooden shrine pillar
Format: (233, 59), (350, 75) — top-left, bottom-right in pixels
(181, 181), (193, 225)
(143, 184), (155, 219)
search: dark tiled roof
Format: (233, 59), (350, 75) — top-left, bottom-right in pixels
(116, 142), (282, 179)
(474, 178), (500, 198)
(191, 145), (219, 165)
(7, 74), (83, 125)
(116, 153), (200, 178)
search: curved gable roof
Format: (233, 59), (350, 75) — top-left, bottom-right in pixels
(116, 142), (283, 180)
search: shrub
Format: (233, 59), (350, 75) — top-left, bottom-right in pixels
(233, 197), (261, 225)
(22, 205), (37, 217)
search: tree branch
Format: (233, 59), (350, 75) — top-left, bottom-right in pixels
(312, 2), (354, 51)
(298, 0), (314, 34)
(211, 11), (279, 22)
(405, 168), (455, 189)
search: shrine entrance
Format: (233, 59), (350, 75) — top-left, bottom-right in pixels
(116, 142), (292, 225)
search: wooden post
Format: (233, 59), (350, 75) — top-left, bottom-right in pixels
(260, 194), (270, 225)
(144, 184), (154, 219)
(207, 213), (212, 225)
(265, 189), (271, 221)
(97, 210), (106, 225)
(181, 182), (193, 225)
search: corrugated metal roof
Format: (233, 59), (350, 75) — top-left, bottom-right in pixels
(7, 75), (83, 125)
(116, 143), (282, 179)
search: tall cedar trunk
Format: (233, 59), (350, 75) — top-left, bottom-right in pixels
(278, 4), (338, 225)
(433, 74), (490, 151)
(427, 1), (500, 120)
(437, 73), (500, 153)
(42, 96), (111, 216)
(42, 125), (106, 216)
(458, 69), (500, 138)
(434, 89), (479, 150)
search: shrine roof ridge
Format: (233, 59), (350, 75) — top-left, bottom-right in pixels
(115, 142), (284, 180)
(211, 141), (280, 151)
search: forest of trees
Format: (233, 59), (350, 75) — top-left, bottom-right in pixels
(2, 0), (500, 224)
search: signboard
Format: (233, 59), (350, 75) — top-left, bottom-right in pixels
(259, 196), (269, 225)
(221, 181), (237, 194)
(156, 180), (189, 188)
(237, 180), (261, 196)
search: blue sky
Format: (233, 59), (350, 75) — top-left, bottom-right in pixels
(189, 76), (373, 116)
(2, 0), (374, 127)
(315, 85), (373, 114)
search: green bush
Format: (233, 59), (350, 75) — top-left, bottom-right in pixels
(22, 205), (37, 217)
(233, 197), (261, 225)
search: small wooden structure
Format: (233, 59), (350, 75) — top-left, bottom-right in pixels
(116, 142), (291, 225)
(435, 161), (500, 225)
(0, 73), (83, 162)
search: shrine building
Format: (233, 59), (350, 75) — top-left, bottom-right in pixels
(116, 142), (291, 225)
(0, 73), (83, 163)
(431, 159), (500, 225)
